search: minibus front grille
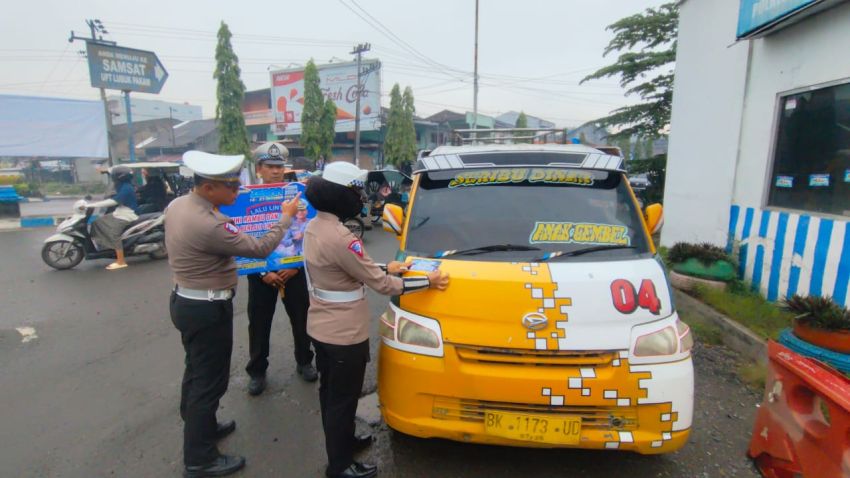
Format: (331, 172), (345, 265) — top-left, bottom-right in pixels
(431, 396), (638, 430)
(452, 344), (616, 366)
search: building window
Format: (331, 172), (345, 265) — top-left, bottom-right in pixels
(768, 82), (850, 217)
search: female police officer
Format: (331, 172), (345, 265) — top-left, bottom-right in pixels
(303, 162), (449, 478)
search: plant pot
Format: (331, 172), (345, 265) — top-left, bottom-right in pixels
(793, 322), (850, 354)
(671, 258), (736, 282)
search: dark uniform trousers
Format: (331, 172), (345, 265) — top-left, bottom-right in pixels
(312, 338), (370, 475)
(170, 292), (234, 466)
(246, 269), (313, 378)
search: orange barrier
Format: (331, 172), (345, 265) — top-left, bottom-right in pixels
(748, 341), (850, 477)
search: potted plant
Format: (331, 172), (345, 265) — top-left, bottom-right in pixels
(667, 242), (737, 291)
(783, 295), (850, 354)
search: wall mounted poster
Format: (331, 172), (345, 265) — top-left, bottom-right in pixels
(775, 175), (794, 188)
(809, 174), (830, 187)
(219, 182), (315, 275)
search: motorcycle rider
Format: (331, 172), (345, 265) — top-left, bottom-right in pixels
(89, 165), (139, 270)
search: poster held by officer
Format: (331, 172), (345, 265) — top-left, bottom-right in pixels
(219, 182), (315, 274)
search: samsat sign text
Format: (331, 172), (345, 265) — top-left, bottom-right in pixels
(270, 60), (381, 136)
(85, 43), (168, 94)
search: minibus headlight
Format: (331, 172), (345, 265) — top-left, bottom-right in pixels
(634, 326), (678, 357)
(676, 320), (694, 353)
(398, 317), (440, 348)
(380, 304), (444, 357)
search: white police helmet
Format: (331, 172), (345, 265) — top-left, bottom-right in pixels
(183, 151), (244, 182)
(322, 161), (368, 189)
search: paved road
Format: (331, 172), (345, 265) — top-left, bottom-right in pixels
(19, 198), (81, 218)
(0, 227), (761, 477)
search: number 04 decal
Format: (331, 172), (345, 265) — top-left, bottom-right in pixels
(610, 279), (662, 315)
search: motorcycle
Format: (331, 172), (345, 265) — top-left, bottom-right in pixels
(41, 199), (167, 270)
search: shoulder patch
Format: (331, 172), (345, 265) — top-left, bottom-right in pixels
(348, 239), (364, 258)
(224, 223), (239, 235)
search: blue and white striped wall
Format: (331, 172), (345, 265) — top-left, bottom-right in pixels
(728, 205), (850, 305)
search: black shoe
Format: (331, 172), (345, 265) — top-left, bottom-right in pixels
(326, 461), (377, 478)
(296, 363), (318, 382)
(216, 420), (236, 440)
(248, 375), (266, 396)
(184, 454), (246, 478)
(353, 433), (373, 452)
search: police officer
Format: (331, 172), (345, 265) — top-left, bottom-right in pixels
(245, 142), (317, 397)
(165, 150), (301, 477)
(303, 162), (449, 478)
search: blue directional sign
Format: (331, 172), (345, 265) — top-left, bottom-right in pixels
(85, 42), (168, 94)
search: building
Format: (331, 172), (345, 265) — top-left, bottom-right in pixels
(138, 119), (219, 161)
(110, 118), (180, 162)
(496, 111), (556, 129)
(107, 96), (201, 125)
(663, 0), (850, 304)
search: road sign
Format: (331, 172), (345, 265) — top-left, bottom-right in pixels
(85, 42), (168, 94)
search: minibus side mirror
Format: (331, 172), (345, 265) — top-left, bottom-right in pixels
(382, 203), (404, 239)
(644, 203), (664, 234)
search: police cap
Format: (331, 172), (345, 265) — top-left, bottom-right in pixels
(254, 141), (289, 165)
(183, 151), (243, 183)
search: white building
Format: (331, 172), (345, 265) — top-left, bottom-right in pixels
(107, 96), (202, 125)
(663, 0), (850, 304)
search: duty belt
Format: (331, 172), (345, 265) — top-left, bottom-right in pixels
(175, 286), (234, 301)
(311, 286), (366, 303)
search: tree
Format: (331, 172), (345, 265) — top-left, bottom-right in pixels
(319, 99), (337, 162)
(301, 60), (325, 161)
(515, 111), (529, 143)
(581, 3), (678, 142)
(384, 84), (416, 168)
(214, 21), (252, 162)
(401, 87), (417, 160)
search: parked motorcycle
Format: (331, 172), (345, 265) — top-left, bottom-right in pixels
(41, 199), (167, 270)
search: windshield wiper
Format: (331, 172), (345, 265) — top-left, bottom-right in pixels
(534, 244), (636, 261)
(431, 244), (541, 258)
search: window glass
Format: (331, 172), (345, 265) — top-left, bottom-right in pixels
(768, 82), (850, 216)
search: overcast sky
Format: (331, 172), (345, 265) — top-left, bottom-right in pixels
(0, 0), (668, 128)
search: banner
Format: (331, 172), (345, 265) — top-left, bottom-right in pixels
(270, 60), (381, 135)
(219, 182), (315, 275)
(0, 95), (108, 158)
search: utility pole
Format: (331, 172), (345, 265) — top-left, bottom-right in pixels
(169, 106), (176, 147)
(351, 43), (371, 167)
(472, 0), (480, 135)
(70, 19), (115, 165)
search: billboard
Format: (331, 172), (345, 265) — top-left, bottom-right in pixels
(270, 60), (381, 136)
(0, 95), (108, 158)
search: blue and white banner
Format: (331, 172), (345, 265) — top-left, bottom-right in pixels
(219, 182), (315, 275)
(728, 204), (850, 305)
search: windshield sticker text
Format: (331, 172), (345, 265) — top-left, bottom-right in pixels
(448, 168), (594, 188)
(529, 222), (631, 246)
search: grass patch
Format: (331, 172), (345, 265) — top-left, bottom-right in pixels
(691, 282), (793, 340)
(739, 362), (767, 391)
(686, 319), (723, 346)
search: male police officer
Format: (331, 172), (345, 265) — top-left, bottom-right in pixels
(245, 142), (317, 397)
(166, 151), (301, 477)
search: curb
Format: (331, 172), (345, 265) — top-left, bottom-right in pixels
(0, 215), (67, 231)
(674, 288), (767, 364)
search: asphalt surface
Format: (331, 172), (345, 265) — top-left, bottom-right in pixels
(0, 226), (762, 477)
(19, 198), (81, 218)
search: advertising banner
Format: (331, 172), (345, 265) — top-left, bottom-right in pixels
(270, 60), (381, 136)
(219, 182), (315, 275)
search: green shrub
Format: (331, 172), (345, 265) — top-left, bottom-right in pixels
(782, 294), (850, 331)
(668, 242), (732, 266)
